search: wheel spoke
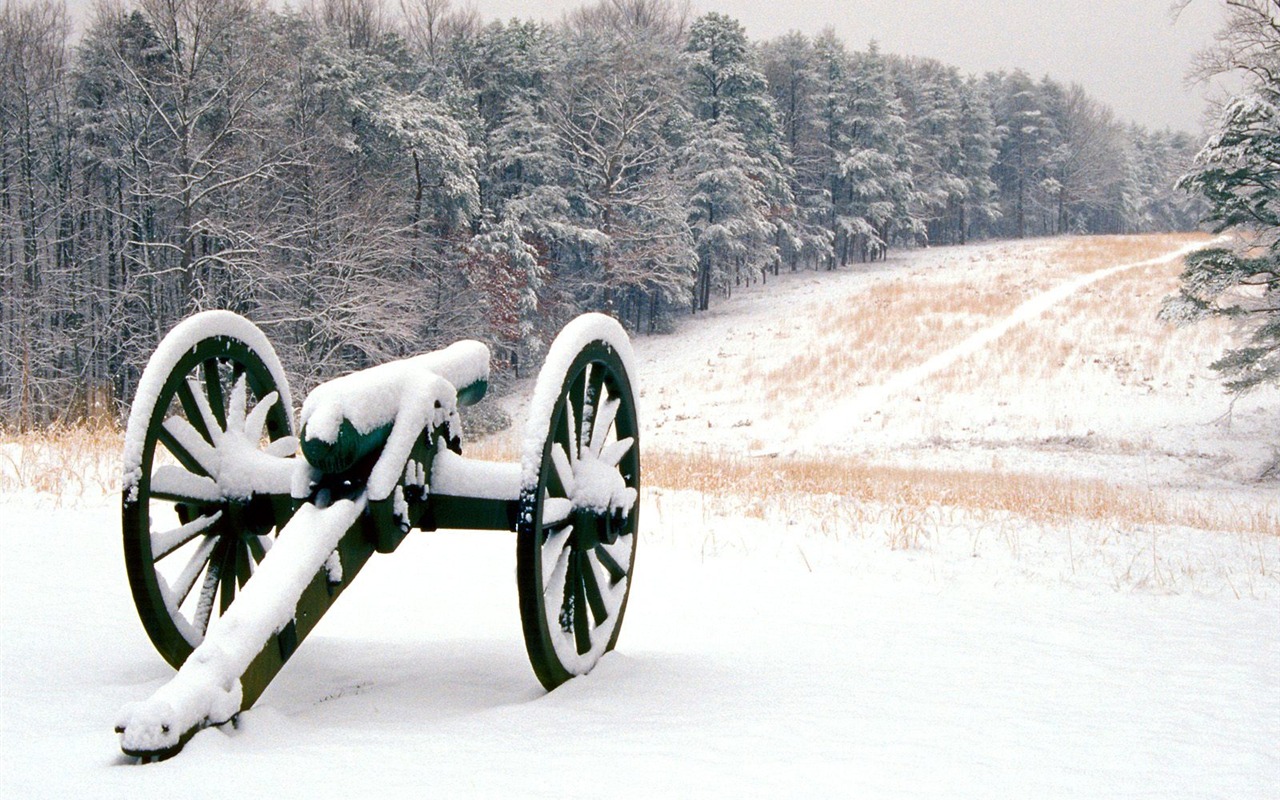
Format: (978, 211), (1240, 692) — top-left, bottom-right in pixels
(151, 511), (223, 560)
(175, 378), (213, 444)
(556, 555), (573, 629)
(193, 538), (226, 634)
(171, 534), (220, 608)
(589, 397), (620, 456)
(203, 360), (227, 430)
(219, 540), (239, 614)
(550, 444), (574, 499)
(236, 542), (253, 588)
(244, 390), (279, 444)
(157, 419), (215, 478)
(227, 374), (249, 431)
(542, 497), (573, 527)
(185, 374), (225, 446)
(571, 554), (591, 655)
(151, 465), (221, 504)
(580, 551), (609, 626)
(583, 363), (605, 446)
(541, 525), (573, 589)
(563, 392), (579, 466)
(246, 534), (268, 564)
(230, 361), (245, 393)
(599, 437), (634, 468)
(570, 366), (589, 453)
(594, 541), (628, 585)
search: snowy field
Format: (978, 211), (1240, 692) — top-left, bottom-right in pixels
(2, 235), (1278, 798)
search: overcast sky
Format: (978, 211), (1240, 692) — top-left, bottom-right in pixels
(470, 0), (1227, 133)
(62, 0), (1228, 133)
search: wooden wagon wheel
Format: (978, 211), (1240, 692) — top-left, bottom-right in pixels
(517, 315), (640, 690)
(122, 312), (298, 669)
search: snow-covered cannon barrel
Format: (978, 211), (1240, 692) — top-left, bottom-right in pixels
(115, 312), (640, 760)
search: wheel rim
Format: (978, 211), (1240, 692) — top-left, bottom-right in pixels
(518, 342), (640, 689)
(123, 335), (296, 669)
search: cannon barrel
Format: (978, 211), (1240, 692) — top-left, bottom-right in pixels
(299, 340), (490, 476)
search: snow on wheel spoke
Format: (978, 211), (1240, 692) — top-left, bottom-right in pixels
(151, 511), (223, 560)
(588, 396), (620, 455)
(170, 535), (220, 608)
(542, 497), (573, 527)
(582, 365), (605, 443)
(161, 416), (219, 476)
(227, 375), (249, 432)
(175, 379), (213, 444)
(599, 437), (634, 469)
(571, 563), (591, 654)
(202, 360), (227, 429)
(247, 534), (270, 564)
(580, 551), (610, 625)
(596, 537), (631, 585)
(542, 526), (573, 589)
(161, 379), (298, 502)
(187, 373), (225, 444)
(244, 390), (280, 445)
(193, 546), (223, 634)
(563, 395), (579, 466)
(151, 465), (221, 503)
(551, 444), (575, 498)
(265, 434), (297, 458)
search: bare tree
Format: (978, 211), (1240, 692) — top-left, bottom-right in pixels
(1, 0), (74, 426)
(398, 0), (477, 66)
(550, 22), (693, 316)
(1047, 84), (1125, 233)
(312, 0), (390, 51)
(566, 0), (691, 44)
(119, 0), (292, 309)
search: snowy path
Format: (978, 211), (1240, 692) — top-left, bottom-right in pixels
(795, 238), (1220, 450)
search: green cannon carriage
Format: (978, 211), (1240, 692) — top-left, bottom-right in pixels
(114, 311), (640, 760)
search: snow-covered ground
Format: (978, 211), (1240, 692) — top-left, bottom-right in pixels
(2, 235), (1277, 797)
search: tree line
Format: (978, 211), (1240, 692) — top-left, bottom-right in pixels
(1, 0), (1205, 428)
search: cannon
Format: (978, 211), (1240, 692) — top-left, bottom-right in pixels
(114, 311), (640, 760)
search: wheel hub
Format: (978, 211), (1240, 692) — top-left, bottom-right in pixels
(570, 508), (623, 550)
(223, 496), (274, 540)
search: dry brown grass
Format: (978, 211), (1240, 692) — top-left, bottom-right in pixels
(0, 423), (122, 500)
(1055, 233), (1210, 274)
(933, 236), (1233, 390)
(761, 280), (1018, 405)
(463, 426), (521, 461)
(645, 448), (1280, 538)
(753, 234), (1219, 411)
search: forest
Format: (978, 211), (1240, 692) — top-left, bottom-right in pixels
(0, 0), (1207, 428)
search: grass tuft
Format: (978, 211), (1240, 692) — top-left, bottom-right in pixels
(0, 423), (123, 501)
(645, 448), (1280, 538)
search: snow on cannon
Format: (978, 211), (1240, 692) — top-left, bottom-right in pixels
(114, 311), (640, 760)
